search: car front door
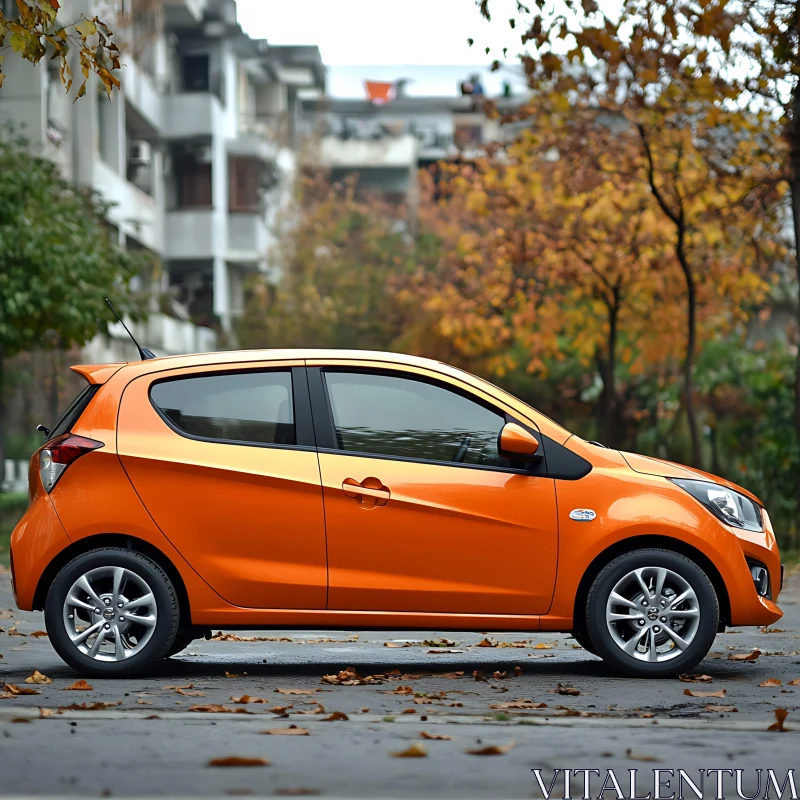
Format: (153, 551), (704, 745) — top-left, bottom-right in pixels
(117, 362), (327, 610)
(307, 363), (559, 615)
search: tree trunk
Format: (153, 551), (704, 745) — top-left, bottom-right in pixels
(604, 290), (620, 448)
(676, 240), (702, 468)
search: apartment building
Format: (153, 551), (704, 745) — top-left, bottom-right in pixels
(0, 0), (324, 359)
(299, 65), (528, 219)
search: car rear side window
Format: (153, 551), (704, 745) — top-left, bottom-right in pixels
(150, 371), (295, 446)
(323, 371), (509, 467)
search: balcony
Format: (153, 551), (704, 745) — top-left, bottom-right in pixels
(227, 212), (270, 266)
(165, 209), (216, 259)
(319, 134), (418, 169)
(163, 93), (224, 139)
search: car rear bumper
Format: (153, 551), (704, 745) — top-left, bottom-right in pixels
(9, 494), (71, 611)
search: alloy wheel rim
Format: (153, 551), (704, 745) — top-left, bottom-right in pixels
(62, 566), (157, 662)
(605, 566), (700, 663)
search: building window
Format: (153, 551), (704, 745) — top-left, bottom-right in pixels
(174, 149), (212, 208)
(181, 54), (210, 93)
(454, 123), (483, 148)
(229, 156), (262, 212)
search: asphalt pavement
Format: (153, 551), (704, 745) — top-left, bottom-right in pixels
(0, 565), (798, 799)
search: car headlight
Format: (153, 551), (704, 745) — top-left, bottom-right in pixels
(670, 479), (763, 532)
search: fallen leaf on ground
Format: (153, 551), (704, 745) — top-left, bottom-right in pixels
(29, 631), (48, 638)
(384, 642), (411, 648)
(25, 670), (52, 685)
(322, 666), (382, 686)
(225, 671), (247, 678)
(321, 711), (348, 721)
(533, 643), (553, 649)
(760, 627), (786, 634)
(788, 679), (800, 686)
(556, 706), (583, 717)
(514, 666), (523, 677)
(60, 702), (121, 711)
(679, 674), (713, 683)
(475, 638), (496, 647)
(176, 688), (206, 696)
(472, 670), (487, 682)
(136, 699), (152, 705)
(391, 743), (427, 758)
(39, 708), (58, 718)
(208, 756), (269, 767)
(760, 678), (782, 687)
(420, 731), (454, 740)
(230, 695), (268, 704)
(3, 684), (40, 696)
(188, 704), (252, 714)
(439, 671), (464, 679)
(427, 649), (463, 654)
(466, 741), (516, 756)
(768, 708), (790, 732)
(211, 632), (292, 642)
(423, 638), (456, 648)
(706, 705), (738, 712)
(63, 680), (93, 691)
(389, 686), (414, 695)
(493, 671), (507, 680)
(684, 688), (726, 698)
(401, 708), (416, 714)
(10, 717), (31, 723)
(490, 699), (547, 710)
(268, 705), (292, 715)
(261, 725), (309, 735)
(163, 684), (194, 690)
(729, 650), (761, 662)
(551, 684), (580, 696)
(275, 688), (317, 695)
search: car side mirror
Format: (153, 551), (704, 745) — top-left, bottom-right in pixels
(498, 422), (540, 460)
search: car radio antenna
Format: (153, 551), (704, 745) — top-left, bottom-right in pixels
(105, 298), (157, 361)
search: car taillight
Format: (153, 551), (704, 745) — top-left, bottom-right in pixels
(39, 434), (103, 493)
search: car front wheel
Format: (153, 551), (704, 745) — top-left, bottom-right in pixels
(586, 548), (719, 678)
(45, 548), (179, 677)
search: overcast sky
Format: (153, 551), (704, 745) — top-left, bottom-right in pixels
(236, 0), (524, 66)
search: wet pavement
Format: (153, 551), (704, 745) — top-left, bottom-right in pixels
(0, 567), (799, 798)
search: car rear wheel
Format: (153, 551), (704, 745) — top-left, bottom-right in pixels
(586, 548), (719, 678)
(45, 548), (179, 677)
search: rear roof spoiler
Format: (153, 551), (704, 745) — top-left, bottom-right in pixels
(70, 364), (126, 385)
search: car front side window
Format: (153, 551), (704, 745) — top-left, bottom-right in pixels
(323, 371), (510, 468)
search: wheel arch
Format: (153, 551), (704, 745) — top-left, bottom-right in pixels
(32, 534), (191, 625)
(572, 535), (731, 632)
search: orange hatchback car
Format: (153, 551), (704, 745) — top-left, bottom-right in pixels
(10, 349), (783, 678)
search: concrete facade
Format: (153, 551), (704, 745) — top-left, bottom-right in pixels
(0, 0), (325, 357)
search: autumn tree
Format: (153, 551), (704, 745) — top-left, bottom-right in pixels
(238, 170), (415, 352)
(473, 0), (789, 467)
(0, 0), (121, 96)
(0, 135), (152, 467)
(414, 111), (783, 452)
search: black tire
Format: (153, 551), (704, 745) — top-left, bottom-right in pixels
(167, 630), (199, 658)
(586, 548), (719, 678)
(570, 628), (598, 655)
(45, 548), (180, 678)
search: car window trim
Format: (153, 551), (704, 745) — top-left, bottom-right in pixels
(147, 365), (315, 451)
(307, 365), (543, 475)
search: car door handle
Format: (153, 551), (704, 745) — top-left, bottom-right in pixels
(342, 477), (391, 507)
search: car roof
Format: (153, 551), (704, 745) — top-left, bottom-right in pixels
(73, 349), (447, 383)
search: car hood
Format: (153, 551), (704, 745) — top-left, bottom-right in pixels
(620, 451), (764, 507)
